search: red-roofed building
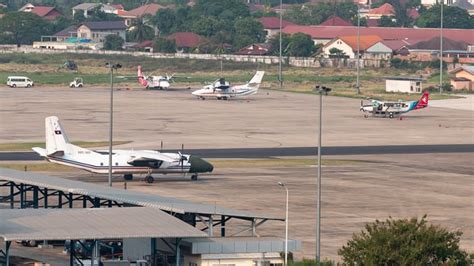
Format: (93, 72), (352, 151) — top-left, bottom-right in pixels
(120, 4), (166, 26)
(166, 32), (202, 52)
(236, 43), (271, 55)
(30, 6), (62, 20)
(367, 3), (395, 19)
(322, 35), (383, 58)
(319, 16), (352, 27)
(282, 25), (474, 45)
(259, 17), (296, 39)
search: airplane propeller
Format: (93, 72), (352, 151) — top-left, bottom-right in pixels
(178, 144), (187, 172)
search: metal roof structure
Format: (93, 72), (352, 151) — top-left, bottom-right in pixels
(0, 168), (280, 220)
(182, 237), (301, 254)
(0, 207), (206, 241)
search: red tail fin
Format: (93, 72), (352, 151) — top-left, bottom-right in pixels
(137, 65), (148, 87)
(415, 91), (429, 109)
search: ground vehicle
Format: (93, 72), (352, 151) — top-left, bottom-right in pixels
(70, 77), (84, 88)
(7, 76), (34, 88)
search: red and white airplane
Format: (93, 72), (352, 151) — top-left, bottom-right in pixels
(360, 91), (429, 118)
(137, 65), (173, 90)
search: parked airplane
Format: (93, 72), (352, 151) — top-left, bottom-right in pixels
(192, 71), (265, 100)
(32, 116), (213, 183)
(360, 91), (429, 118)
(137, 65), (174, 90)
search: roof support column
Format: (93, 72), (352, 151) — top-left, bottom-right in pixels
(44, 188), (48, 208)
(221, 216), (226, 237)
(151, 238), (157, 266)
(5, 241), (11, 266)
(69, 240), (75, 266)
(33, 186), (39, 209)
(58, 191), (63, 208)
(175, 238), (181, 266)
(68, 192), (73, 208)
(208, 216), (213, 237)
(82, 196), (87, 208)
(9, 182), (14, 209)
(20, 183), (25, 209)
(252, 219), (256, 236)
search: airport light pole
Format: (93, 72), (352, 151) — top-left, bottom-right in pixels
(279, 0), (283, 89)
(278, 182), (289, 266)
(105, 62), (122, 187)
(356, 4), (361, 95)
(439, 0), (444, 94)
(315, 85), (331, 262)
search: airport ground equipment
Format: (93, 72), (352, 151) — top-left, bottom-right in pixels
(58, 60), (78, 71)
(69, 77), (84, 88)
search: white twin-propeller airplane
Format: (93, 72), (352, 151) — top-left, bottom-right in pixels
(32, 116), (213, 183)
(137, 65), (175, 90)
(192, 71), (265, 100)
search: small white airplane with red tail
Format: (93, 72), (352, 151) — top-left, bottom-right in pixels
(137, 65), (174, 90)
(360, 91), (429, 118)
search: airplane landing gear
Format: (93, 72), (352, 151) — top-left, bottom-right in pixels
(145, 175), (154, 184)
(389, 113), (394, 119)
(123, 174), (133, 181)
(191, 174), (198, 181)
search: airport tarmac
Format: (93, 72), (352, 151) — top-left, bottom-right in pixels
(0, 86), (473, 149)
(0, 86), (473, 263)
(2, 152), (472, 263)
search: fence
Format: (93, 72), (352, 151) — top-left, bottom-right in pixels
(0, 45), (382, 68)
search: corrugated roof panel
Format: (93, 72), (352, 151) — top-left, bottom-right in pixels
(0, 168), (281, 220)
(0, 207), (206, 241)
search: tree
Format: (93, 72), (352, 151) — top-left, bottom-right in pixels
(268, 33), (291, 56)
(128, 17), (154, 42)
(0, 12), (51, 46)
(153, 37), (176, 53)
(87, 6), (122, 22)
(378, 15), (398, 27)
(284, 2), (358, 25)
(233, 18), (266, 49)
(339, 216), (470, 265)
(329, 48), (347, 58)
(417, 4), (474, 29)
(103, 34), (124, 50)
(153, 8), (177, 36)
(286, 33), (315, 57)
(192, 0), (250, 21)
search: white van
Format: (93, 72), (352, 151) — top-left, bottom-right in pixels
(7, 76), (34, 88)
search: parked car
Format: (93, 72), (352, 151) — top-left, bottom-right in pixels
(7, 76), (34, 88)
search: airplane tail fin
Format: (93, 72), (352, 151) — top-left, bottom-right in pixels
(45, 116), (69, 156)
(137, 65), (148, 87)
(414, 91), (429, 109)
(247, 71), (265, 89)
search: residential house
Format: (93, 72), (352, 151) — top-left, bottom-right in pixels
(131, 40), (154, 52)
(30, 6), (62, 20)
(54, 25), (79, 41)
(165, 32), (202, 52)
(259, 17), (295, 39)
(282, 25), (474, 46)
(77, 21), (127, 43)
(453, 0), (474, 15)
(19, 4), (63, 20)
(120, 4), (165, 26)
(381, 39), (411, 55)
(322, 35), (383, 58)
(365, 41), (393, 60)
(421, 0), (455, 6)
(449, 65), (474, 91)
(319, 16), (352, 27)
(72, 3), (121, 18)
(385, 77), (423, 93)
(236, 43), (271, 55)
(406, 36), (469, 61)
(366, 3), (395, 19)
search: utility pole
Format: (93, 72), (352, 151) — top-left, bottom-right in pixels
(439, 0), (444, 94)
(105, 63), (122, 187)
(315, 85), (331, 262)
(279, 0), (283, 89)
(356, 5), (361, 95)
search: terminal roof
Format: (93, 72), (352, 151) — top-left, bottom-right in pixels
(0, 168), (281, 220)
(0, 207), (206, 241)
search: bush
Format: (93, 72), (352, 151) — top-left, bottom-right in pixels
(153, 37), (176, 53)
(103, 34), (124, 51)
(339, 216), (470, 265)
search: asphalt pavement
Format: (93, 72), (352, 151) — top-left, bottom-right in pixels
(1, 144), (472, 161)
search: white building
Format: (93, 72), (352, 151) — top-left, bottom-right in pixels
(385, 77), (423, 93)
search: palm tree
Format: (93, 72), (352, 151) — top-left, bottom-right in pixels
(128, 17), (155, 42)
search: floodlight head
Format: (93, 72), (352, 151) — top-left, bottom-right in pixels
(278, 182), (285, 187)
(314, 85), (332, 95)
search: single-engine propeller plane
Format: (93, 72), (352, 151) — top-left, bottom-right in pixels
(32, 116), (213, 183)
(192, 71), (265, 100)
(360, 91), (429, 118)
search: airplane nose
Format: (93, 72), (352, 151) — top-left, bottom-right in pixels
(189, 156), (213, 173)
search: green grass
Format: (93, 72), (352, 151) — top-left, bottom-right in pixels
(0, 141), (132, 151)
(0, 163), (74, 172)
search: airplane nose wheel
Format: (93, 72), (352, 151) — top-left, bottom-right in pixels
(145, 175), (154, 183)
(191, 174), (198, 181)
